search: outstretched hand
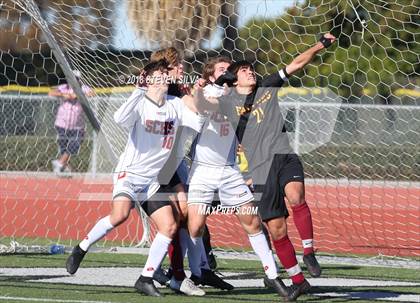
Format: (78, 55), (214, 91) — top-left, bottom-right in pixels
(320, 33), (337, 48)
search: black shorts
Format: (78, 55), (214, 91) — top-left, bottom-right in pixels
(113, 190), (173, 217)
(140, 199), (172, 217)
(255, 153), (304, 222)
(56, 127), (84, 155)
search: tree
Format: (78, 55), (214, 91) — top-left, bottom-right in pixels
(237, 0), (419, 104)
(127, 0), (238, 54)
(0, 0), (116, 52)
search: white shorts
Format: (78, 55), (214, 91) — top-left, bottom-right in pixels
(112, 171), (160, 205)
(187, 164), (254, 208)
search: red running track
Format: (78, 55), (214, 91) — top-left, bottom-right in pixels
(1, 174), (419, 257)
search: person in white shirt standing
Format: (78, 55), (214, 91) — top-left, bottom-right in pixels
(186, 57), (290, 299)
(65, 59), (205, 297)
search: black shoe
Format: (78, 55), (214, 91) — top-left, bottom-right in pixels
(287, 279), (311, 301)
(134, 276), (163, 297)
(263, 276), (290, 297)
(66, 245), (86, 274)
(207, 251), (217, 270)
(200, 269), (234, 290)
(152, 267), (170, 286)
(303, 253), (322, 277)
(190, 273), (201, 286)
(166, 267), (173, 280)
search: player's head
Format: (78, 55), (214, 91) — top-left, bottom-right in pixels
(202, 56), (232, 83)
(151, 47), (183, 81)
(228, 60), (257, 88)
(143, 59), (171, 91)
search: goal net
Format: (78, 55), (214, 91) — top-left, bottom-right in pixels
(0, 0), (418, 259)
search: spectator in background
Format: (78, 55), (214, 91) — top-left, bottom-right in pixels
(49, 70), (94, 173)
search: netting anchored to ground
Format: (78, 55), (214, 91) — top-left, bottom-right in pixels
(0, 0), (419, 259)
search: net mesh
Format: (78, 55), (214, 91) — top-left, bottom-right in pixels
(0, 0), (419, 257)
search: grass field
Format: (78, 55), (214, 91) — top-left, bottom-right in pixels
(0, 252), (419, 303)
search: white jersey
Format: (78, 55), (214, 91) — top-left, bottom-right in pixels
(191, 84), (236, 167)
(113, 88), (203, 185)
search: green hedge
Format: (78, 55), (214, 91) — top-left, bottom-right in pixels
(0, 136), (92, 172)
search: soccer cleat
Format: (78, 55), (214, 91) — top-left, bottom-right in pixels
(134, 276), (163, 297)
(192, 269), (234, 290)
(263, 276), (290, 297)
(66, 245), (86, 274)
(286, 279), (311, 301)
(153, 267), (170, 286)
(303, 253), (322, 277)
(169, 277), (205, 296)
(166, 267), (173, 280)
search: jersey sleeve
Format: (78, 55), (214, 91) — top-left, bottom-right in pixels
(261, 69), (289, 87)
(113, 88), (146, 128)
(179, 98), (205, 132)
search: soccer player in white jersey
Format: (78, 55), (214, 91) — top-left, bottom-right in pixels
(186, 56), (290, 298)
(148, 48), (230, 293)
(66, 59), (205, 297)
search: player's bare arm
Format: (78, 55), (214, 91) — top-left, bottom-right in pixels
(48, 88), (61, 97)
(285, 33), (336, 76)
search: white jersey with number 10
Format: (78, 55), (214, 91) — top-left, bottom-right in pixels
(114, 88), (203, 185)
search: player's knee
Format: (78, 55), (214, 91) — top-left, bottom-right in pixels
(109, 210), (130, 227)
(267, 220), (287, 241)
(240, 215), (261, 234)
(286, 192), (305, 207)
(160, 221), (178, 238)
(188, 222), (203, 238)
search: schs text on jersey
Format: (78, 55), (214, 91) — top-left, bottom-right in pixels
(145, 119), (175, 135)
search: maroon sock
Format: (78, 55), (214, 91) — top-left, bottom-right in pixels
(292, 202), (314, 255)
(168, 230), (186, 280)
(273, 235), (305, 285)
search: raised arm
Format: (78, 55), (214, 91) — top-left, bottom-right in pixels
(48, 88), (62, 97)
(113, 87), (146, 128)
(285, 33), (336, 76)
(262, 33), (336, 87)
(190, 79), (220, 113)
(48, 86), (75, 99)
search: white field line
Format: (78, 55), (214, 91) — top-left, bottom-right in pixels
(1, 267), (419, 288)
(1, 267), (419, 302)
(0, 296), (120, 303)
(91, 247), (420, 269)
(312, 292), (420, 302)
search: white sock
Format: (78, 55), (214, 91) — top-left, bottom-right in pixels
(141, 233), (172, 277)
(248, 231), (278, 279)
(79, 215), (114, 251)
(188, 236), (203, 277)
